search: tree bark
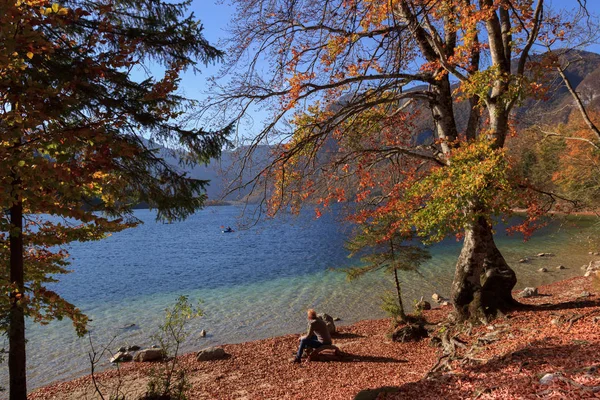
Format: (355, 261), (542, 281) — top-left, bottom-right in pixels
(393, 269), (407, 322)
(9, 200), (27, 400)
(451, 215), (517, 323)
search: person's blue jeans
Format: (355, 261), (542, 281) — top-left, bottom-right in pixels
(296, 335), (323, 360)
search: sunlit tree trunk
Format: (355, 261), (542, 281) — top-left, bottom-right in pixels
(452, 215), (517, 322)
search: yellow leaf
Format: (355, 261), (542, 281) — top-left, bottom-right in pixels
(26, 52), (34, 59)
(52, 3), (59, 12)
(58, 7), (67, 15)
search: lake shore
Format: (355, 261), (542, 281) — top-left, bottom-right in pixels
(29, 275), (600, 400)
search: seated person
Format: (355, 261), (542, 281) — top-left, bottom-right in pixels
(292, 308), (332, 363)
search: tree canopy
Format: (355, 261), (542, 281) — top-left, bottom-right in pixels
(1, 1), (229, 397)
(204, 0), (584, 323)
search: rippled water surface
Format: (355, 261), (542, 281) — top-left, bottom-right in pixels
(2, 207), (600, 393)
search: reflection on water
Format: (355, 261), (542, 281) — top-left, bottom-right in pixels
(5, 208), (600, 393)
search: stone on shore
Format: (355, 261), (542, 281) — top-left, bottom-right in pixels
(110, 351), (133, 363)
(584, 260), (600, 277)
(200, 329), (207, 337)
(133, 348), (165, 362)
(318, 313), (336, 335)
(538, 267), (548, 273)
(415, 300), (431, 311)
(519, 287), (538, 298)
(539, 373), (560, 385)
(196, 347), (227, 361)
(127, 345), (141, 352)
(518, 258), (529, 263)
(556, 265), (566, 270)
(431, 293), (447, 303)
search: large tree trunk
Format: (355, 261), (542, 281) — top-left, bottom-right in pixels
(451, 215), (517, 323)
(9, 200), (27, 400)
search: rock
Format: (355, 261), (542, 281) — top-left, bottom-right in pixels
(333, 317), (341, 321)
(151, 345), (159, 349)
(589, 252), (594, 255)
(537, 253), (546, 257)
(595, 252), (600, 256)
(579, 291), (591, 298)
(317, 313), (336, 335)
(550, 318), (559, 325)
(415, 300), (431, 311)
(127, 345), (140, 352)
(431, 293), (447, 303)
(391, 323), (428, 343)
(556, 265), (566, 270)
(110, 351), (132, 363)
(199, 329), (207, 337)
(539, 373), (560, 385)
(196, 347), (227, 361)
(133, 348), (165, 362)
(519, 287), (538, 298)
(584, 260), (600, 277)
(538, 267), (548, 273)
(440, 301), (451, 307)
(117, 346), (126, 353)
(518, 258), (529, 263)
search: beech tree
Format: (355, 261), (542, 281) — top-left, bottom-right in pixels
(204, 0), (578, 323)
(1, 1), (229, 398)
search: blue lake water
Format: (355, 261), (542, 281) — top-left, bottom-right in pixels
(3, 206), (600, 393)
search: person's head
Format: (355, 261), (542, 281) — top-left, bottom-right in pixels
(307, 309), (317, 320)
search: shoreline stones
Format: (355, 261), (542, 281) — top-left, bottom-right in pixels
(584, 260), (600, 277)
(200, 329), (207, 338)
(196, 347), (227, 361)
(519, 287), (538, 298)
(134, 348), (165, 362)
(538, 267), (548, 273)
(110, 351), (133, 363)
(556, 265), (566, 270)
(415, 299), (432, 311)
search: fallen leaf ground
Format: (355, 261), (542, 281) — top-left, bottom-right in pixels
(30, 276), (600, 400)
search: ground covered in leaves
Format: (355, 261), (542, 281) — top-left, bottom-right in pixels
(30, 276), (600, 399)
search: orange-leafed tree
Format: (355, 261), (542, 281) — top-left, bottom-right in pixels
(205, 0), (579, 323)
(0, 1), (229, 398)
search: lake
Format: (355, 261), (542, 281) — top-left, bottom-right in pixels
(3, 206), (600, 393)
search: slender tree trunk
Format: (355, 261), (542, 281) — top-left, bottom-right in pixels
(392, 269), (407, 322)
(9, 200), (27, 400)
(451, 215), (517, 323)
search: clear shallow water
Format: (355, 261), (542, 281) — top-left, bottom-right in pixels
(2, 207), (600, 394)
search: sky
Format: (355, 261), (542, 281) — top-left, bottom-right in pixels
(173, 0), (600, 134)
